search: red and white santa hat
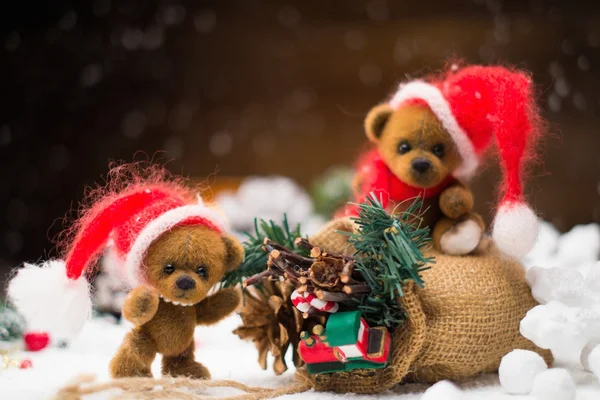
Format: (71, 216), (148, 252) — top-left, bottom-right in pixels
(389, 65), (542, 258)
(8, 182), (226, 339)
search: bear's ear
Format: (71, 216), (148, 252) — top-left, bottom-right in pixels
(365, 104), (393, 143)
(222, 234), (244, 271)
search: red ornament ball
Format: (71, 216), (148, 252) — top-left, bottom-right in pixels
(24, 332), (50, 352)
(19, 359), (33, 369)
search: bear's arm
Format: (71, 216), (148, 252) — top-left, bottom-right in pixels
(121, 285), (160, 326)
(439, 182), (474, 220)
(195, 287), (240, 325)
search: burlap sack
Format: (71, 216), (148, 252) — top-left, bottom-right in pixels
(297, 218), (552, 394)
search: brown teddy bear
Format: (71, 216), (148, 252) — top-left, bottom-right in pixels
(363, 102), (485, 255)
(6, 163), (245, 379)
(109, 224), (243, 379)
(339, 65), (543, 258)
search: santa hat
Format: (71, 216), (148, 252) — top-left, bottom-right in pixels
(389, 65), (542, 258)
(8, 182), (225, 339)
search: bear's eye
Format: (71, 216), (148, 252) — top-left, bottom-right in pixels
(163, 264), (175, 274)
(398, 141), (411, 154)
(196, 265), (208, 279)
(431, 143), (445, 158)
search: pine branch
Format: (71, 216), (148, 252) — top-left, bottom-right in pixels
(219, 215), (309, 289)
(337, 192), (434, 328)
(226, 193), (434, 330)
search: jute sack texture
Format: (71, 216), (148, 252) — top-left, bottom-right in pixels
(299, 218), (553, 394)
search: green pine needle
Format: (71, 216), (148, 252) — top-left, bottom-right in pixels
(219, 214), (309, 289)
(338, 192), (434, 328)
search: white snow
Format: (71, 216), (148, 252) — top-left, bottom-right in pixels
(520, 222), (600, 365)
(498, 349), (547, 394)
(520, 300), (600, 360)
(530, 368), (576, 400)
(420, 380), (463, 400)
(526, 266), (599, 307)
(2, 222), (599, 399)
(214, 176), (324, 236)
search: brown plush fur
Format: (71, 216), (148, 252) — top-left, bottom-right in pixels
(365, 104), (484, 254)
(109, 225), (244, 379)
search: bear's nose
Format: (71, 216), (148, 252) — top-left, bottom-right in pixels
(175, 275), (196, 290)
(412, 158), (432, 173)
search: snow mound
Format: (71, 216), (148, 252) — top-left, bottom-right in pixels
(531, 368), (576, 400)
(421, 380), (463, 399)
(499, 349), (547, 394)
(520, 223), (600, 367)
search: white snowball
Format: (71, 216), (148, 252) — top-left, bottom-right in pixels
(531, 368), (576, 400)
(581, 340), (600, 371)
(499, 349), (548, 394)
(421, 380), (463, 400)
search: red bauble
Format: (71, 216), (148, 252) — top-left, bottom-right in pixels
(19, 359), (33, 369)
(24, 332), (50, 352)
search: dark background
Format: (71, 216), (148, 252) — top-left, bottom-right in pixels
(1, 0), (599, 278)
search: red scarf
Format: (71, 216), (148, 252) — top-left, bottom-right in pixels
(337, 149), (454, 217)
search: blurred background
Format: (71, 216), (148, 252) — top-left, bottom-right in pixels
(1, 0), (599, 282)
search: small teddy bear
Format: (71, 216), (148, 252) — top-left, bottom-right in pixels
(340, 65), (543, 258)
(7, 163), (244, 379)
(109, 223), (243, 379)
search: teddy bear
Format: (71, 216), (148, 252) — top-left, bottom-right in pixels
(360, 102), (484, 256)
(6, 163), (245, 379)
(109, 224), (243, 379)
(339, 65), (543, 259)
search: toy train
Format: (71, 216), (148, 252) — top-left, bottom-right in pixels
(298, 310), (391, 374)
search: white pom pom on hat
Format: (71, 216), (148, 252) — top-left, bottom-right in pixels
(493, 202), (540, 258)
(389, 65), (543, 257)
(8, 260), (91, 339)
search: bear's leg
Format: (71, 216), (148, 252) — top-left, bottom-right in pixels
(162, 342), (211, 379)
(433, 212), (485, 256)
(109, 330), (156, 378)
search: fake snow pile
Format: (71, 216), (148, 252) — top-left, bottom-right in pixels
(1, 222), (600, 400)
(214, 176), (324, 236)
(421, 380), (463, 400)
(498, 222), (600, 400)
(520, 223), (600, 363)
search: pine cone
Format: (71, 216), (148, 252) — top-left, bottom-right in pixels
(233, 279), (324, 375)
